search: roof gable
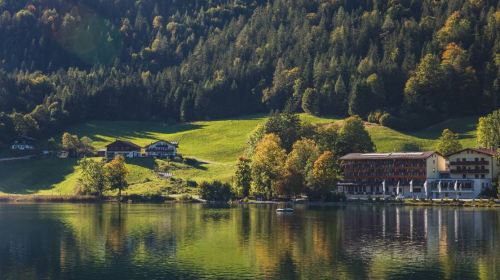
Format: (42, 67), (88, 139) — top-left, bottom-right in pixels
(106, 140), (141, 150)
(446, 148), (498, 157)
(144, 140), (178, 149)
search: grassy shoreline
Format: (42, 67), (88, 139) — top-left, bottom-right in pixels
(1, 194), (498, 207)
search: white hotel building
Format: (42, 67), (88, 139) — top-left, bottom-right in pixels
(338, 149), (499, 199)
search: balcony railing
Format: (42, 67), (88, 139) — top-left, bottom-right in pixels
(450, 160), (489, 166)
(450, 169), (489, 174)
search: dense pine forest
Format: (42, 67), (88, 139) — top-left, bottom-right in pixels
(0, 0), (499, 145)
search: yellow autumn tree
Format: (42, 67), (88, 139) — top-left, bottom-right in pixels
(307, 151), (342, 200)
(436, 11), (472, 46)
(442, 43), (468, 69)
(105, 155), (129, 199)
(250, 134), (286, 200)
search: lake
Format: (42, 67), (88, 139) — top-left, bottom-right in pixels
(0, 203), (498, 280)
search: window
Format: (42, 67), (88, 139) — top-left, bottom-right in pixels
(462, 174), (466, 179)
(475, 174), (479, 179)
(481, 174), (485, 179)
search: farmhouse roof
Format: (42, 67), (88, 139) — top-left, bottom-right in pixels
(340, 151), (439, 161)
(144, 140), (179, 148)
(106, 140), (141, 149)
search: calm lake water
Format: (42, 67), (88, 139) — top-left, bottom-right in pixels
(0, 203), (498, 280)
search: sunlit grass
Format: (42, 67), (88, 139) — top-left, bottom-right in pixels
(0, 114), (478, 194)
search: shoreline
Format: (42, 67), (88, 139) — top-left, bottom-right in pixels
(0, 194), (498, 207)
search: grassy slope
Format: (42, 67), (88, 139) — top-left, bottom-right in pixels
(367, 116), (478, 152)
(0, 114), (478, 195)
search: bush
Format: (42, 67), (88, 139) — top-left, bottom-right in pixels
(186, 180), (198, 188)
(480, 186), (497, 198)
(199, 180), (234, 202)
(367, 111), (384, 124)
(379, 113), (408, 130)
(394, 142), (421, 152)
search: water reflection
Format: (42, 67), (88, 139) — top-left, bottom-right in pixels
(0, 204), (498, 280)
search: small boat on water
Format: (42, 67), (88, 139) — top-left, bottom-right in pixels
(276, 208), (294, 213)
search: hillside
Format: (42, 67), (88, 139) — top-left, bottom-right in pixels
(1, 0), (498, 147)
(0, 114), (478, 195)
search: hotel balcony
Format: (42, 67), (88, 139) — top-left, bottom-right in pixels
(449, 160), (489, 166)
(450, 169), (489, 174)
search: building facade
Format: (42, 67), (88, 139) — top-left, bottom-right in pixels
(144, 140), (178, 158)
(339, 149), (499, 199)
(338, 152), (447, 198)
(445, 148), (499, 198)
(105, 140), (141, 159)
(11, 137), (36, 151)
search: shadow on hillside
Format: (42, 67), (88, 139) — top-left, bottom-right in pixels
(69, 122), (206, 144)
(126, 158), (156, 169)
(183, 158), (208, 171)
(405, 117), (478, 141)
(0, 158), (78, 194)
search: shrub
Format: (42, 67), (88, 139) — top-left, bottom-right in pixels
(199, 180), (234, 202)
(379, 112), (407, 129)
(186, 180), (198, 188)
(367, 111), (384, 124)
(394, 142), (421, 152)
(480, 186), (497, 198)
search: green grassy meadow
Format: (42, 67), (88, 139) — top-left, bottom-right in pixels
(0, 114), (479, 195)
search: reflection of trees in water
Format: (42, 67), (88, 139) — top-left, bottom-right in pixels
(0, 204), (70, 279)
(0, 204), (498, 279)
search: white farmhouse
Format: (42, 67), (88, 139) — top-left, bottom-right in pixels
(144, 140), (178, 159)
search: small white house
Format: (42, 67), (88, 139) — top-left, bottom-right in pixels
(145, 140), (178, 159)
(11, 137), (36, 151)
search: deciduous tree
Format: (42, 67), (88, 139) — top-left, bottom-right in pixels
(234, 157), (252, 198)
(477, 110), (500, 149)
(104, 155), (129, 199)
(338, 115), (375, 155)
(250, 134), (286, 200)
(306, 151), (342, 200)
(76, 158), (106, 197)
(436, 129), (463, 155)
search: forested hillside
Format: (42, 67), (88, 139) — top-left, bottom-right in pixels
(0, 0), (499, 145)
